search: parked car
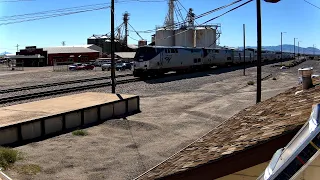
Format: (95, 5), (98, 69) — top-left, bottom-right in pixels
(116, 63), (126, 71)
(124, 62), (132, 70)
(101, 63), (111, 71)
(68, 63), (94, 70)
(82, 64), (95, 70)
(68, 63), (83, 71)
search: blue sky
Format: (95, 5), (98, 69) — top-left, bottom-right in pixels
(0, 0), (319, 53)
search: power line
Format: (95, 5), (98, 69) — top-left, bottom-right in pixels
(0, 0), (34, 2)
(303, 0), (320, 9)
(134, 0), (245, 33)
(128, 35), (141, 42)
(0, 6), (110, 26)
(0, 2), (117, 20)
(202, 0), (253, 24)
(157, 0), (252, 42)
(0, 5), (109, 22)
(176, 0), (199, 25)
(128, 22), (144, 40)
(0, 0), (165, 21)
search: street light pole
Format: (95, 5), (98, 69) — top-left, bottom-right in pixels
(256, 0), (262, 104)
(243, 24), (246, 76)
(294, 38), (298, 58)
(281, 32), (283, 61)
(280, 32), (286, 64)
(298, 41), (301, 60)
(111, 0), (116, 93)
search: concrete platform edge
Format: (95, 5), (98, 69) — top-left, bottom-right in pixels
(0, 168), (12, 180)
(0, 95), (140, 147)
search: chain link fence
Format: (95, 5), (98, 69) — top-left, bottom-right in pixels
(0, 60), (24, 71)
(53, 60), (74, 72)
(52, 60), (99, 72)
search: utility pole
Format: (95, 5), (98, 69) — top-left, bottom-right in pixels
(111, 0), (116, 93)
(298, 41), (300, 60)
(256, 0), (262, 104)
(15, 44), (19, 52)
(280, 32), (286, 63)
(294, 38), (298, 58)
(243, 24), (246, 76)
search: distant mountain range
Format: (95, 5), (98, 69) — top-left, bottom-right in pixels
(0, 51), (12, 56)
(239, 45), (320, 55)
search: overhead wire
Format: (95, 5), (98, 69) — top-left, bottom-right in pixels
(134, 0), (245, 33)
(174, 1), (185, 24)
(303, 0), (320, 9)
(0, 6), (110, 26)
(157, 0), (253, 42)
(128, 22), (144, 40)
(0, 0), (34, 2)
(176, 0), (199, 25)
(0, 0), (165, 25)
(0, 2), (109, 20)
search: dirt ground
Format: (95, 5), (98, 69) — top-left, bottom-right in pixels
(4, 60), (320, 180)
(0, 66), (130, 88)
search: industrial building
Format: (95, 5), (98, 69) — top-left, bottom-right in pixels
(153, 26), (219, 48)
(87, 12), (147, 54)
(10, 45), (102, 67)
(149, 1), (221, 48)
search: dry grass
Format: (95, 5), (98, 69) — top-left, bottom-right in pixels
(72, 129), (88, 136)
(15, 164), (41, 175)
(247, 81), (255, 85)
(0, 147), (20, 169)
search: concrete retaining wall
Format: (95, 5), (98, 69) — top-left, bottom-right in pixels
(0, 96), (140, 146)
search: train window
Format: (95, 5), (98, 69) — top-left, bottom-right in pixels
(215, 50), (219, 53)
(312, 133), (320, 147)
(194, 59), (197, 63)
(277, 158), (304, 180)
(301, 144), (318, 161)
(175, 49), (178, 53)
(198, 58), (201, 62)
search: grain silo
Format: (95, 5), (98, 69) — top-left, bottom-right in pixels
(155, 28), (175, 46)
(196, 27), (217, 48)
(174, 28), (195, 47)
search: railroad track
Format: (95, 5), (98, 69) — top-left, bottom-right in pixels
(0, 73), (133, 94)
(0, 77), (140, 104)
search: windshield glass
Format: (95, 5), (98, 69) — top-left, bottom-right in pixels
(134, 47), (157, 61)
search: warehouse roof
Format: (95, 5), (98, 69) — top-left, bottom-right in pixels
(115, 52), (136, 59)
(43, 46), (100, 54)
(136, 81), (320, 180)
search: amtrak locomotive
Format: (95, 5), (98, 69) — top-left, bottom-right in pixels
(133, 46), (294, 77)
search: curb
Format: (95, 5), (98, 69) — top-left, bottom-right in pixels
(0, 168), (12, 180)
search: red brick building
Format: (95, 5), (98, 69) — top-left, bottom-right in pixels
(15, 45), (102, 67)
